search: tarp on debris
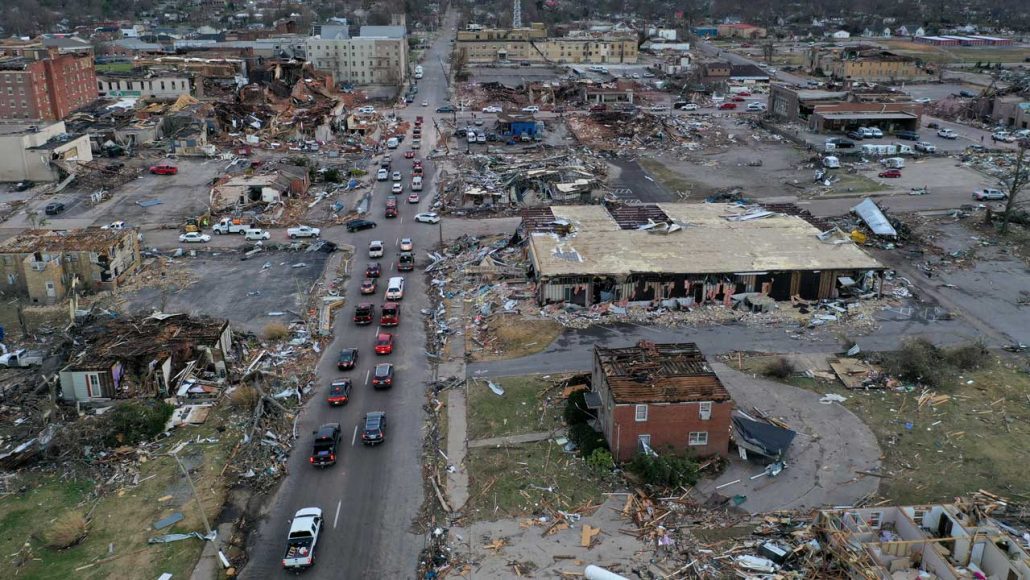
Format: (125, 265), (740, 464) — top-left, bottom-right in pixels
(731, 413), (796, 459)
(851, 198), (897, 237)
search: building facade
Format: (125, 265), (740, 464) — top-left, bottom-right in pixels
(305, 36), (407, 85)
(0, 228), (141, 304)
(0, 121), (93, 182)
(455, 24), (637, 64)
(0, 46), (97, 121)
(97, 74), (194, 99)
(807, 46), (926, 82)
(591, 342), (734, 461)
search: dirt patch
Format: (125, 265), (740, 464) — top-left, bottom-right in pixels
(638, 158), (698, 195)
(469, 315), (561, 362)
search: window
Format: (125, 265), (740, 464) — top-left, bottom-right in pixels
(634, 404), (648, 422)
(688, 432), (708, 446)
(637, 434), (651, 451)
(86, 373), (102, 398)
(699, 401), (712, 420)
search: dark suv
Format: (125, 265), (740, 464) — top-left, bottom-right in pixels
(337, 348), (358, 370)
(346, 219), (377, 232)
(310, 423), (342, 467)
(372, 363), (394, 388)
(361, 412), (387, 445)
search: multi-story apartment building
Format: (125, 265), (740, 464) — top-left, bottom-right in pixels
(0, 44), (97, 121)
(455, 24), (638, 64)
(305, 25), (407, 85)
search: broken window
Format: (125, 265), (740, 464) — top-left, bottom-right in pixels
(637, 434), (651, 451)
(688, 432), (708, 446)
(635, 404), (648, 422)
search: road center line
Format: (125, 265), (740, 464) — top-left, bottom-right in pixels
(352, 425), (358, 447)
(364, 369), (370, 385)
(333, 499), (342, 528)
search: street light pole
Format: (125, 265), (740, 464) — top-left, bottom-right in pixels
(172, 451), (213, 537)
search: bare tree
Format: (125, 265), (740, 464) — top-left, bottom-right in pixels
(999, 140), (1029, 235)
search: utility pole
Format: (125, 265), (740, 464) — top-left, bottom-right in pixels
(172, 450), (213, 537)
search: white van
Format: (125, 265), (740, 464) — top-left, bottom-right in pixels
(411, 176), (423, 191)
(822, 156), (841, 169)
(369, 240), (384, 258)
(385, 277), (405, 300)
(244, 228), (270, 241)
(414, 65), (424, 79)
(386, 137), (399, 149)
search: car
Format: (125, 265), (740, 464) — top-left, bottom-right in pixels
(353, 302), (375, 325)
(360, 279), (377, 294)
(345, 219), (377, 232)
(12, 180), (33, 192)
(474, 118), (484, 126)
(385, 194), (398, 207)
(414, 212), (440, 224)
(937, 128), (958, 139)
(926, 121), (940, 129)
(179, 232), (211, 243)
(914, 97), (933, 104)
(326, 379), (352, 405)
(357, 106), (376, 114)
(476, 132), (486, 143)
(466, 130), (476, 144)
(959, 90), (976, 98)
(678, 103), (700, 111)
(407, 192), (420, 203)
(992, 131), (1016, 143)
(399, 238), (413, 252)
(746, 102), (766, 112)
(521, 105), (540, 113)
(866, 127), (883, 138)
(371, 364), (394, 389)
(736, 91), (752, 97)
(102, 220), (127, 230)
(368, 240), (384, 258)
(421, 100), (428, 106)
(44, 202), (65, 215)
(731, 96), (746, 102)
(896, 130), (920, 141)
(244, 228), (271, 241)
(288, 225), (320, 239)
(397, 251), (414, 272)
(391, 171), (401, 182)
(336, 348), (358, 371)
(972, 188), (1008, 201)
(310, 423), (342, 466)
(482, 105), (502, 113)
(846, 130), (865, 140)
(391, 183), (403, 194)
(436, 105), (456, 113)
(374, 332), (394, 355)
(717, 103), (737, 110)
(361, 411), (387, 444)
(967, 144), (988, 153)
(365, 262), (382, 278)
(385, 205), (398, 218)
(915, 141), (937, 153)
(385, 276), (405, 300)
(404, 150), (416, 159)
(149, 164), (178, 175)
(878, 169), (902, 178)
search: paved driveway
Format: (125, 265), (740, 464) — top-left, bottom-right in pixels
(695, 363), (881, 513)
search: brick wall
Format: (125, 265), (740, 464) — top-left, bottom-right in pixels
(608, 400), (733, 462)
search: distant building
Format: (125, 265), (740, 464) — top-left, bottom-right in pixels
(768, 83), (924, 132)
(0, 44), (98, 121)
(0, 121), (93, 182)
(455, 23), (638, 64)
(97, 73), (194, 99)
(699, 61), (731, 84)
(807, 46), (926, 82)
(831, 30), (851, 40)
(591, 342), (734, 461)
(0, 227), (141, 305)
(716, 23), (767, 39)
(306, 26), (408, 85)
(895, 25), (926, 37)
(692, 26), (718, 38)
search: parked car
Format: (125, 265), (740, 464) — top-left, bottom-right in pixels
(371, 364), (394, 389)
(415, 212), (440, 224)
(436, 105), (456, 113)
(374, 332), (394, 355)
(327, 379), (351, 405)
(0, 349), (43, 368)
(309, 423), (341, 467)
(731, 96), (746, 102)
(972, 188), (1008, 201)
(281, 508), (322, 569)
(44, 202), (65, 215)
(244, 228), (271, 240)
(717, 103), (737, 110)
(992, 131), (1016, 143)
(937, 128), (958, 139)
(521, 105), (540, 113)
(914, 97), (932, 104)
(675, 102), (699, 111)
(914, 142), (937, 153)
(361, 411), (387, 444)
(365, 262), (382, 278)
(746, 102), (766, 112)
(179, 232), (211, 243)
(149, 164), (178, 175)
(878, 169), (902, 178)
(345, 219), (377, 232)
(360, 279), (377, 295)
(336, 348), (358, 371)
(357, 106), (376, 114)
(287, 225), (320, 239)
(482, 105), (502, 113)
(399, 238), (413, 252)
(846, 130), (865, 140)
(895, 130), (920, 141)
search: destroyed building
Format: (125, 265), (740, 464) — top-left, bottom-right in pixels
(59, 314), (232, 403)
(523, 203), (883, 307)
(212, 164), (310, 208)
(0, 121), (93, 182)
(590, 342), (733, 461)
(0, 228), (141, 304)
(816, 502), (1030, 579)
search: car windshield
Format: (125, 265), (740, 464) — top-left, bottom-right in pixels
(356, 305), (372, 314)
(375, 365), (390, 377)
(365, 416), (382, 429)
(377, 335), (390, 345)
(339, 351), (354, 361)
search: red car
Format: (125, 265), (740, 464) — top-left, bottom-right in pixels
(385, 205), (398, 218)
(404, 151), (416, 159)
(149, 164), (178, 175)
(737, 91), (752, 97)
(732, 96), (746, 102)
(717, 103), (737, 110)
(365, 262), (382, 278)
(374, 332), (394, 355)
(360, 279), (377, 295)
(878, 169), (902, 178)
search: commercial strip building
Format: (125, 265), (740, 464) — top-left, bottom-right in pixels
(806, 46), (927, 82)
(769, 83), (923, 132)
(915, 35), (1013, 46)
(305, 25), (407, 85)
(455, 23), (638, 64)
(0, 44), (98, 121)
(97, 72), (195, 100)
(0, 121), (93, 182)
(524, 203), (883, 307)
(590, 342), (733, 461)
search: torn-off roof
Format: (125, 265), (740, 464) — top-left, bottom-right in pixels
(596, 342), (730, 404)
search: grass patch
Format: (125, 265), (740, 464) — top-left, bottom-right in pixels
(467, 375), (565, 440)
(825, 173), (889, 194)
(639, 158), (697, 194)
(466, 441), (605, 519)
(470, 315), (561, 362)
(0, 406), (235, 579)
(735, 353), (1030, 504)
(95, 62), (135, 73)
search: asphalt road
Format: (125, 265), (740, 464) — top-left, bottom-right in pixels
(240, 13), (456, 579)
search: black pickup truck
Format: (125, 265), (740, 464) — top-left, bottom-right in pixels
(309, 423), (341, 467)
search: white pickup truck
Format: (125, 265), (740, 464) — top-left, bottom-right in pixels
(287, 225), (321, 239)
(0, 349), (44, 368)
(212, 218), (249, 235)
(282, 507), (322, 569)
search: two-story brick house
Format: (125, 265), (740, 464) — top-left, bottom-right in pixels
(590, 341), (734, 461)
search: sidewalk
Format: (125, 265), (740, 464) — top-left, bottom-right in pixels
(468, 431), (552, 449)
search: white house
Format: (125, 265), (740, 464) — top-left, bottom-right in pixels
(832, 30), (851, 40)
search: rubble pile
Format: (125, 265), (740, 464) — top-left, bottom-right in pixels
(444, 150), (608, 209)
